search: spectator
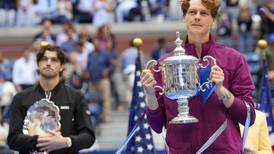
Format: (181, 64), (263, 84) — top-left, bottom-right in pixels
(116, 0), (142, 23)
(0, 109), (10, 153)
(33, 18), (56, 44)
(74, 0), (94, 23)
(56, 21), (78, 46)
(60, 25), (78, 54)
(225, 0), (240, 22)
(55, 0), (73, 24)
(16, 0), (41, 26)
(0, 51), (13, 81)
(149, 0), (166, 22)
(151, 37), (169, 60)
(86, 38), (112, 123)
(217, 9), (233, 47)
(36, 0), (57, 22)
(0, 0), (17, 27)
(63, 52), (83, 90)
(12, 48), (38, 92)
(92, 0), (114, 27)
(0, 71), (16, 122)
(260, 0), (274, 38)
(237, 2), (254, 53)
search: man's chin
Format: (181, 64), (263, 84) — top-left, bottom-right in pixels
(41, 74), (56, 79)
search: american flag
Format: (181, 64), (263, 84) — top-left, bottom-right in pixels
(258, 60), (274, 151)
(125, 59), (156, 154)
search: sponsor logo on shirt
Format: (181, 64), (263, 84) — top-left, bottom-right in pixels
(60, 105), (70, 110)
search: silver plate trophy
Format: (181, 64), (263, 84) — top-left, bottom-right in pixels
(145, 32), (216, 124)
(23, 98), (61, 135)
(23, 96), (61, 153)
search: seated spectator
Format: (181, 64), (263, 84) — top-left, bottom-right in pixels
(0, 109), (11, 153)
(55, 0), (73, 24)
(74, 0), (94, 23)
(0, 51), (13, 81)
(16, 0), (41, 26)
(92, 0), (114, 27)
(0, 71), (16, 123)
(0, 0), (17, 27)
(116, 0), (143, 23)
(85, 92), (102, 130)
(36, 0), (57, 22)
(56, 21), (78, 46)
(61, 25), (78, 54)
(240, 110), (273, 154)
(149, 0), (166, 22)
(33, 18), (56, 44)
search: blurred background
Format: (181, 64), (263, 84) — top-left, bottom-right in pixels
(0, 0), (274, 153)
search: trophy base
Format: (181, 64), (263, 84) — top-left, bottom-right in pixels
(170, 115), (199, 124)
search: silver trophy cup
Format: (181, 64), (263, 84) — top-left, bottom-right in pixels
(145, 32), (216, 124)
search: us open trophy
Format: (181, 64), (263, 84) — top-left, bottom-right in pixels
(146, 32), (216, 124)
(23, 93), (61, 154)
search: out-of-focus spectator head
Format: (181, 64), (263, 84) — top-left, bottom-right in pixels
(219, 9), (230, 21)
(43, 18), (52, 32)
(63, 21), (73, 33)
(75, 41), (84, 53)
(22, 48), (31, 59)
(68, 52), (77, 64)
(93, 38), (100, 52)
(239, 2), (250, 11)
(181, 0), (220, 18)
(67, 25), (76, 39)
(79, 27), (91, 42)
(97, 23), (111, 37)
(158, 37), (166, 47)
(31, 42), (41, 53)
(102, 23), (111, 35)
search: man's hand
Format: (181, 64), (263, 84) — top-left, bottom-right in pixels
(211, 65), (234, 108)
(37, 129), (68, 152)
(210, 65), (224, 89)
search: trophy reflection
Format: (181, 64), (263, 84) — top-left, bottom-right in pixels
(146, 32), (216, 124)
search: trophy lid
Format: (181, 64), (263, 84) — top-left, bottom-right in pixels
(162, 32), (198, 65)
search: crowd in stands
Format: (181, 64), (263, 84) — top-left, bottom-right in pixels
(0, 0), (181, 27)
(0, 0), (274, 152)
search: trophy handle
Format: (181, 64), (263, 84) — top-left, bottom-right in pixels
(199, 56), (216, 68)
(198, 56), (217, 92)
(144, 60), (164, 96)
(144, 60), (160, 72)
(155, 85), (164, 96)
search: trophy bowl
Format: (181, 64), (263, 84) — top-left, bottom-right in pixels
(145, 32), (216, 124)
(23, 98), (61, 136)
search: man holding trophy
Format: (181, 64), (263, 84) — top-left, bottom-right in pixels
(7, 45), (95, 153)
(141, 0), (256, 153)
